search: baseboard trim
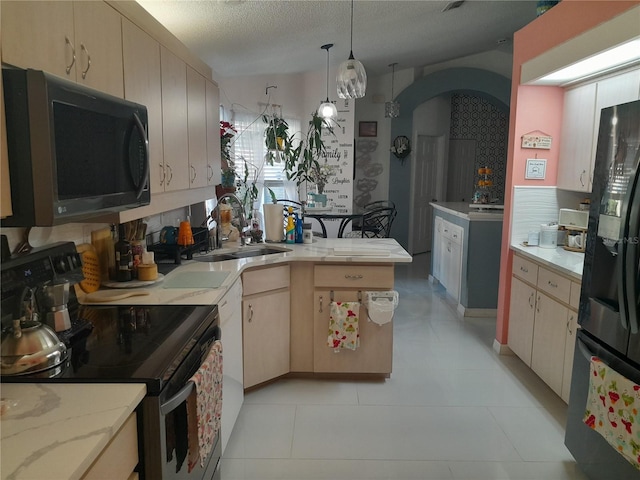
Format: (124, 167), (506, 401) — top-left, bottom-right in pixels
(493, 339), (514, 355)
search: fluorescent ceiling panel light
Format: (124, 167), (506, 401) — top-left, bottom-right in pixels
(534, 38), (640, 85)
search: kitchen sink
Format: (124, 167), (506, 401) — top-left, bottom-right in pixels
(193, 246), (291, 262)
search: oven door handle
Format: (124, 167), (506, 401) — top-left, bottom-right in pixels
(160, 381), (194, 416)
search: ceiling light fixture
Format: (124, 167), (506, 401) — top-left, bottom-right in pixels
(318, 44), (338, 122)
(385, 63), (400, 118)
(336, 0), (367, 99)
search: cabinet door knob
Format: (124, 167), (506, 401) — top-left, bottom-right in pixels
(319, 296), (323, 313)
(65, 36), (76, 74)
(159, 164), (166, 185)
(247, 304), (254, 322)
(520, 266), (528, 273)
(344, 274), (363, 279)
(548, 280), (558, 289)
(80, 43), (91, 79)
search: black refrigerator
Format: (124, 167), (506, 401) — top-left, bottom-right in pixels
(565, 98), (640, 480)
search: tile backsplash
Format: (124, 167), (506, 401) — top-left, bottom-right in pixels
(511, 186), (587, 245)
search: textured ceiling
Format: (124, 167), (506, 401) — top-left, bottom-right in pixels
(137, 0), (539, 78)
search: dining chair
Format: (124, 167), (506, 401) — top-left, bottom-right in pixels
(350, 200), (397, 233)
(338, 207), (397, 238)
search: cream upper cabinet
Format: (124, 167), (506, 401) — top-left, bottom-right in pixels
(206, 80), (221, 187)
(558, 68), (640, 192)
(1, 1), (75, 80)
(71, 2), (123, 97)
(187, 66), (208, 189)
(160, 46), (189, 192)
(122, 19), (164, 196)
(1, 1), (124, 98)
(557, 83), (597, 192)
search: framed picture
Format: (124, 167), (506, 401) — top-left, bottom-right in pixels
(359, 121), (377, 137)
(525, 158), (547, 179)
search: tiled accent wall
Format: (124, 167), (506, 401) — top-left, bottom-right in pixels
(511, 186), (586, 245)
(449, 94), (508, 202)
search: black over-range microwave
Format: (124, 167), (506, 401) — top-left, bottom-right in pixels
(2, 67), (150, 226)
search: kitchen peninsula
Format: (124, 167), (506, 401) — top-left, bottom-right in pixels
(429, 202), (503, 316)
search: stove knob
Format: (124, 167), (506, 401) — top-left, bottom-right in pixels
(53, 255), (68, 274)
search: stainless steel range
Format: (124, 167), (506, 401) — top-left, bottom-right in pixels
(0, 242), (222, 479)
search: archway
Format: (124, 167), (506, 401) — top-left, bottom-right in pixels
(389, 67), (511, 250)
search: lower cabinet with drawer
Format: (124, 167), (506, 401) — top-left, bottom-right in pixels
(313, 264), (394, 375)
(508, 252), (581, 402)
(242, 264), (290, 389)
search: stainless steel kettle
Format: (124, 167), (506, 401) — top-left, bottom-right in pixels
(0, 287), (68, 376)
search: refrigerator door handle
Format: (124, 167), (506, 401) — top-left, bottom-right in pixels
(618, 146), (640, 334)
(577, 336), (596, 361)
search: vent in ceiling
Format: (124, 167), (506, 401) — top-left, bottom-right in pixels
(442, 1), (465, 12)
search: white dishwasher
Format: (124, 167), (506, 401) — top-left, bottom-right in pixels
(219, 276), (244, 454)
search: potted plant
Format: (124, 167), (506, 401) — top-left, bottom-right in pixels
(263, 115), (290, 153)
(220, 120), (237, 188)
(278, 112), (335, 190)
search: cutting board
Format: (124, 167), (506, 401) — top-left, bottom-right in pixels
(84, 289), (151, 302)
(91, 227), (114, 282)
(163, 271), (230, 289)
(76, 243), (101, 293)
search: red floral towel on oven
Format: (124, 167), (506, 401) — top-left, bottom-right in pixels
(187, 339), (223, 472)
(583, 356), (640, 470)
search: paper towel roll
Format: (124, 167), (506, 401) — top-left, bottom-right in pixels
(264, 204), (284, 242)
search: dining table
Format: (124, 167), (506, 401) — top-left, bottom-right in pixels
(304, 209), (364, 238)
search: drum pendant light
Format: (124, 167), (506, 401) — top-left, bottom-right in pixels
(318, 44), (338, 121)
(385, 63), (400, 118)
(336, 0), (367, 99)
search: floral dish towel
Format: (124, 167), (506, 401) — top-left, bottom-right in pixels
(327, 301), (360, 351)
(186, 339), (223, 472)
(583, 356), (640, 470)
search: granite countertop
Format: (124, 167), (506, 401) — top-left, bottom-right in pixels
(1, 383), (146, 480)
(511, 243), (584, 280)
(77, 237), (412, 306)
(430, 202), (504, 221)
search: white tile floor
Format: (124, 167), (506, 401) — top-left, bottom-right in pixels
(221, 254), (588, 480)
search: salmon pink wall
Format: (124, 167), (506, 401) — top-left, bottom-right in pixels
(511, 86), (564, 187)
(494, 0), (640, 348)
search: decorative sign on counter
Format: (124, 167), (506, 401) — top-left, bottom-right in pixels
(525, 158), (547, 179)
(521, 130), (552, 149)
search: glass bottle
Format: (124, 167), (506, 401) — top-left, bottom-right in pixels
(115, 224), (132, 282)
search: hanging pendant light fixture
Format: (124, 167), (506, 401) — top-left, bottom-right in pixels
(336, 0), (367, 99)
(385, 62), (400, 118)
(318, 43), (338, 121)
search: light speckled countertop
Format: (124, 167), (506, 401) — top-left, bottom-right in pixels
(430, 202), (504, 221)
(1, 383), (146, 480)
(77, 237), (412, 306)
(511, 243), (584, 281)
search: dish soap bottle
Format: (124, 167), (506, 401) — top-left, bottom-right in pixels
(295, 213), (303, 243)
(285, 207), (295, 244)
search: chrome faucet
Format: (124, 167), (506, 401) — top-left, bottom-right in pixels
(216, 193), (248, 247)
